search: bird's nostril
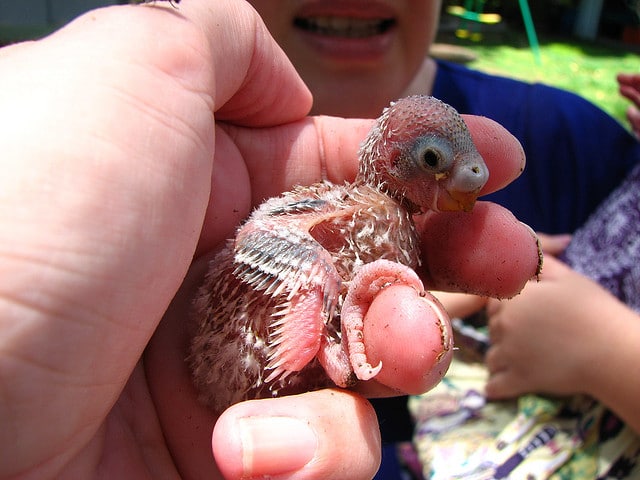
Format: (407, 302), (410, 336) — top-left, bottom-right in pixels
(458, 161), (489, 192)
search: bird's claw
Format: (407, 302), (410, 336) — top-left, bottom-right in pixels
(341, 259), (424, 381)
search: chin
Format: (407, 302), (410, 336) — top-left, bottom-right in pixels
(308, 75), (407, 118)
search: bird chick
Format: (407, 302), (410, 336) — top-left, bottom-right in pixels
(188, 95), (488, 412)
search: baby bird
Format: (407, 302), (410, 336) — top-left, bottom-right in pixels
(189, 95), (489, 411)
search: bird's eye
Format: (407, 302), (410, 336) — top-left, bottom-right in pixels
(422, 148), (442, 169)
(408, 137), (453, 174)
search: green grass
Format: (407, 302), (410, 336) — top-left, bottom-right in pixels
(441, 32), (640, 129)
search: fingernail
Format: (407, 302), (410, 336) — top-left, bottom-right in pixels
(238, 416), (317, 478)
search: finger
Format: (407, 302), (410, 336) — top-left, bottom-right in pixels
(216, 114), (527, 209)
(536, 232), (572, 255)
(484, 370), (523, 400)
(484, 314), (530, 401)
(462, 115), (526, 194)
(432, 291), (488, 319)
(538, 253), (572, 279)
(486, 307), (505, 342)
(486, 295), (505, 316)
(213, 390), (381, 480)
(356, 284), (453, 397)
(619, 82), (640, 107)
(627, 105), (640, 135)
(216, 118), (367, 206)
(165, 0), (312, 124)
(617, 73), (640, 89)
(484, 343), (528, 400)
(484, 342), (501, 372)
(417, 202), (542, 298)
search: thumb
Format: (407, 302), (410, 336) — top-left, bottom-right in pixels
(213, 390), (381, 480)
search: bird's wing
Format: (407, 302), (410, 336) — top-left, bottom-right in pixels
(233, 191), (345, 382)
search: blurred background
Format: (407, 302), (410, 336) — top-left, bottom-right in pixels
(2, 0), (639, 128)
(433, 0), (640, 128)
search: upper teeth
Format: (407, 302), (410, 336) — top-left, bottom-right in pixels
(295, 17), (390, 38)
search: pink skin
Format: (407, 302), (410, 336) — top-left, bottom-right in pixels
(248, 0), (442, 117)
(358, 96), (488, 214)
(434, 232), (572, 317)
(283, 260), (453, 392)
(418, 202), (542, 297)
(265, 284), (325, 378)
(484, 254), (640, 435)
(362, 283), (453, 394)
(618, 72), (640, 137)
(341, 260), (422, 381)
(342, 260), (453, 390)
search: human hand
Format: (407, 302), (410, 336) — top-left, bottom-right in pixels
(150, 99), (541, 479)
(0, 1), (539, 479)
(618, 72), (640, 137)
(433, 232), (570, 319)
(536, 232), (572, 256)
(484, 255), (627, 399)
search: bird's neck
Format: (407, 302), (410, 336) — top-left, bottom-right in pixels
(354, 169), (422, 216)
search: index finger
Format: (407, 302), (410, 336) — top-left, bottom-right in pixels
(218, 113), (527, 205)
(463, 115), (526, 194)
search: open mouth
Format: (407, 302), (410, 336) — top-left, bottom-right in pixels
(293, 16), (396, 38)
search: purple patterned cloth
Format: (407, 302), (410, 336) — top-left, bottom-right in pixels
(562, 162), (640, 312)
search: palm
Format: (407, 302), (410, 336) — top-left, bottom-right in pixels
(91, 363), (183, 479)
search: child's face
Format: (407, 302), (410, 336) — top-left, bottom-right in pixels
(248, 0), (442, 117)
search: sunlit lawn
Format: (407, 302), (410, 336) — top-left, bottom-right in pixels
(438, 30), (640, 130)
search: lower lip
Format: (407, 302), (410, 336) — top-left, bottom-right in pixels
(294, 26), (396, 63)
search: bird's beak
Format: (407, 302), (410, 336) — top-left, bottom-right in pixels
(436, 155), (488, 212)
(437, 189), (481, 212)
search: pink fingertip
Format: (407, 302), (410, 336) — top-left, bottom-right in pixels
(363, 285), (453, 395)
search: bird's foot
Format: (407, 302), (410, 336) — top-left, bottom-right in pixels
(341, 259), (424, 381)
